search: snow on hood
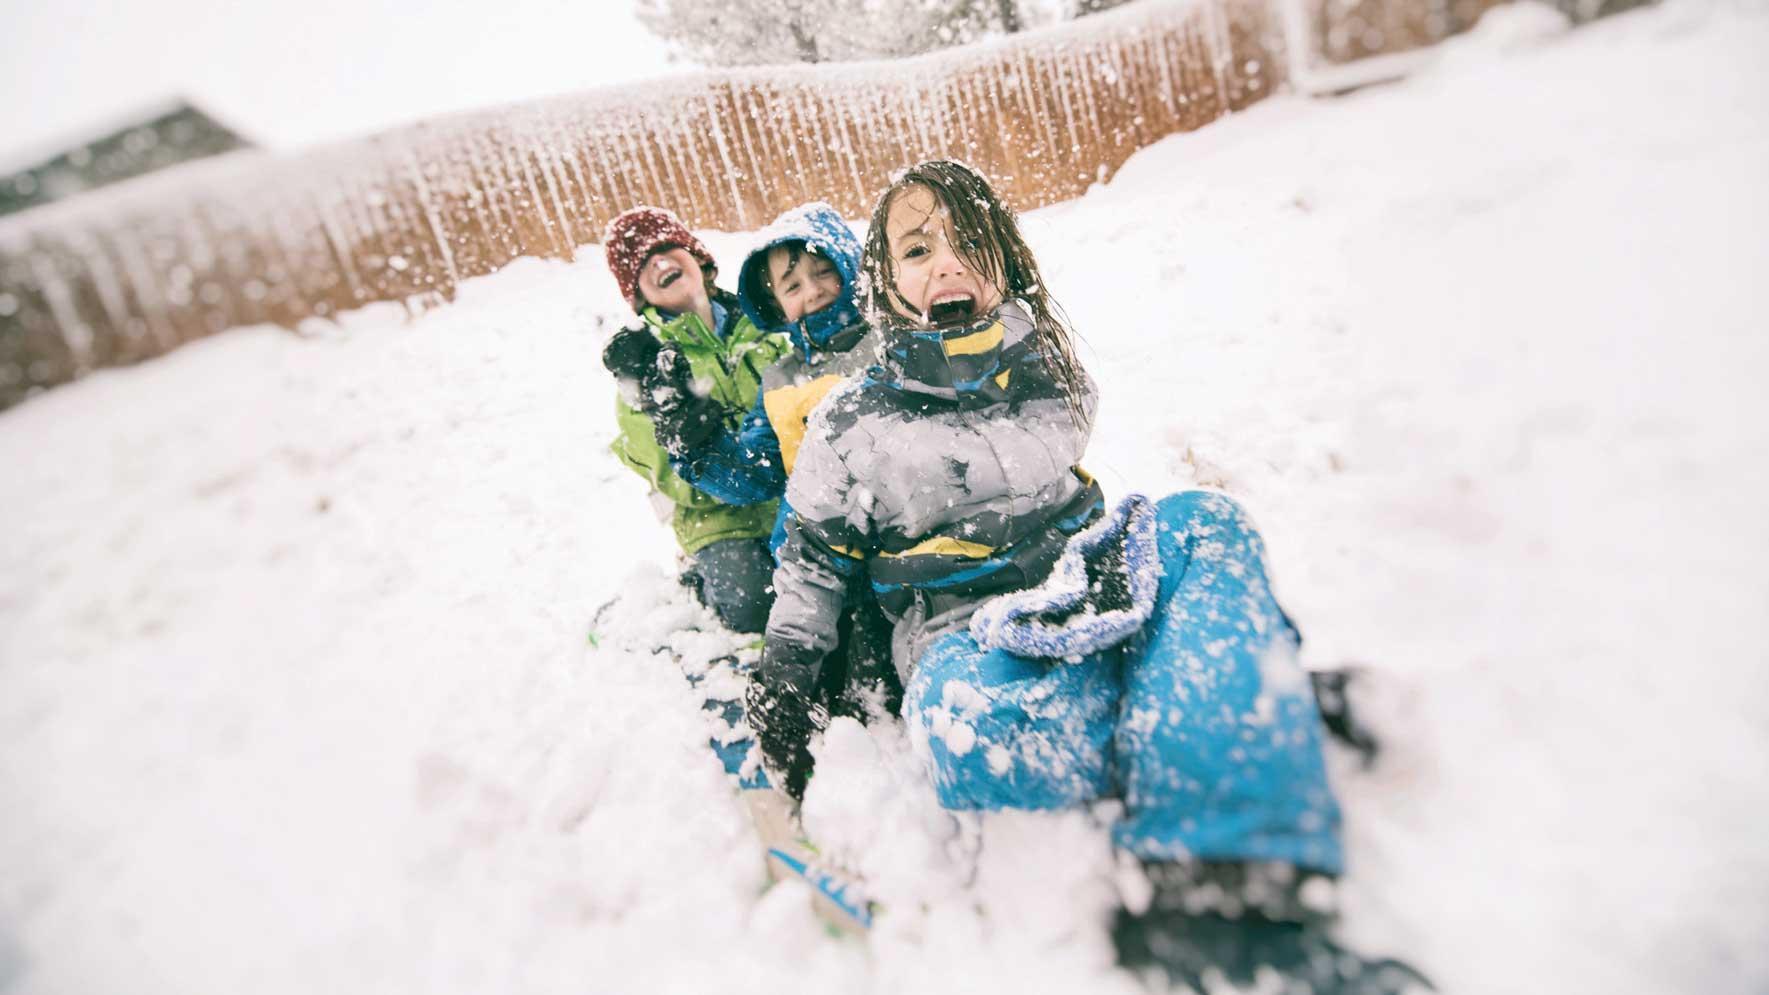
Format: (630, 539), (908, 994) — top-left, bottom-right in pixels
(736, 201), (863, 355)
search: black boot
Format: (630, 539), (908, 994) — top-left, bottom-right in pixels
(1113, 860), (1433, 995)
(677, 562), (705, 599)
(1311, 668), (1382, 768)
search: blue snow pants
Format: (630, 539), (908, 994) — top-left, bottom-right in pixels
(906, 491), (1344, 873)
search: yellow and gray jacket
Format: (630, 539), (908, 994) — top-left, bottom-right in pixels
(763, 300), (1103, 685)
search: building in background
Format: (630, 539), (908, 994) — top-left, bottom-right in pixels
(1, 100), (253, 217)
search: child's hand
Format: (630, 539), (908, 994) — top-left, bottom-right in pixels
(652, 394), (721, 457)
(642, 346), (723, 456)
(603, 332), (719, 454)
(601, 325), (661, 384)
(643, 347), (696, 411)
(746, 666), (828, 802)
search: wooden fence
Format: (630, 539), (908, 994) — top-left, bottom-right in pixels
(0, 0), (1604, 410)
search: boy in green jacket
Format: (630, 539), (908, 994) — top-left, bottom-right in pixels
(600, 207), (791, 633)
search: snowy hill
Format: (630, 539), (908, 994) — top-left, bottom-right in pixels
(3, 4), (1766, 993)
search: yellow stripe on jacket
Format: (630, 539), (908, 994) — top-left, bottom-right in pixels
(762, 373), (848, 476)
(942, 322), (1004, 356)
(876, 535), (997, 560)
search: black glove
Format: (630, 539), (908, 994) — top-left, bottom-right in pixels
(601, 325), (662, 383)
(642, 345), (722, 456)
(603, 328), (696, 411)
(603, 329), (722, 456)
(746, 657), (828, 801)
(650, 390), (723, 457)
(641, 345), (696, 410)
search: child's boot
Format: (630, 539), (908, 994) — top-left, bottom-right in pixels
(1311, 667), (1383, 767)
(1113, 860), (1434, 995)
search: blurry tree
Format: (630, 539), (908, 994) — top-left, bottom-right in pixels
(636, 0), (1047, 65)
(1068, 0), (1139, 13)
(1071, 0), (1138, 13)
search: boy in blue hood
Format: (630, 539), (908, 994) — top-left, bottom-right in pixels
(669, 202), (874, 509)
(668, 202), (898, 798)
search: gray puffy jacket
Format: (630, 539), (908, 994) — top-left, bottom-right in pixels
(763, 300), (1102, 687)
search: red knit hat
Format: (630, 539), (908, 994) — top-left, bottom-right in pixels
(603, 206), (717, 312)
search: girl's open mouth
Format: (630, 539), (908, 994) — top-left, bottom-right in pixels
(928, 293), (976, 324)
(655, 266), (682, 289)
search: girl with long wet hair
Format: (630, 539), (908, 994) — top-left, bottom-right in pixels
(857, 159), (1091, 428)
(750, 160), (1427, 992)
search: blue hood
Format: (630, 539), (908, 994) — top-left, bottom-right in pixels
(737, 202), (863, 357)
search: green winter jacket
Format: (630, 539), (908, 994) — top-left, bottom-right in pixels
(609, 293), (792, 554)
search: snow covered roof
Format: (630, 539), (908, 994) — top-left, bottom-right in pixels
(1, 99), (255, 216)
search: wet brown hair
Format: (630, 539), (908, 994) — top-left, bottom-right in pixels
(860, 159), (1087, 424)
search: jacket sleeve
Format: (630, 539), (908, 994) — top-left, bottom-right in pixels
(667, 390), (788, 506)
(759, 424), (870, 680)
(748, 498), (858, 799)
(609, 397), (715, 509)
(763, 512), (862, 674)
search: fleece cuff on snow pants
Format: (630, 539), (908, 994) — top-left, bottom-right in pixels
(968, 493), (1163, 659)
(905, 491), (1345, 873)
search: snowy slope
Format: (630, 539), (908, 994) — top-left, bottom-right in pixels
(3, 3), (1767, 993)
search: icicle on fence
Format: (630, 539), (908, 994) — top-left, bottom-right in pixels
(0, 0), (1541, 411)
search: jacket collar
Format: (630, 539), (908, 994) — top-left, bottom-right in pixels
(792, 300), (862, 356)
(809, 318), (871, 362)
(873, 300), (1036, 407)
(643, 290), (743, 347)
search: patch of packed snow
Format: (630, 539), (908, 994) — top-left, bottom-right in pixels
(4, 2), (1768, 992)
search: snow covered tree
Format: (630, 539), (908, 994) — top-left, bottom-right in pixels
(635, 0), (1032, 65)
(1071, 0), (1137, 14)
(634, 0), (824, 64)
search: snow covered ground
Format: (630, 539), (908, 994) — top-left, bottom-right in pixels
(3, 3), (1767, 992)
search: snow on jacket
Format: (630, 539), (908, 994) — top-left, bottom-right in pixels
(671, 202), (876, 507)
(607, 291), (791, 554)
(762, 300), (1103, 686)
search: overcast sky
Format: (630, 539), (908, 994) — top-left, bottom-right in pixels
(2, 0), (686, 162)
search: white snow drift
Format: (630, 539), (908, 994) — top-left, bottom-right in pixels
(3, 4), (1767, 993)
